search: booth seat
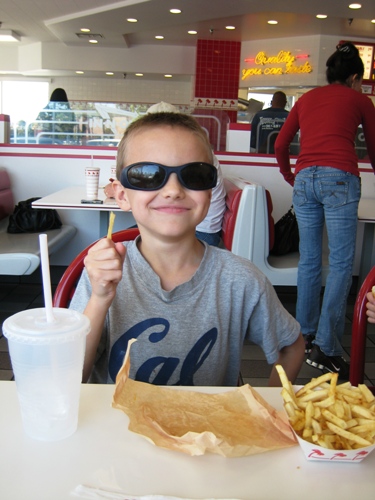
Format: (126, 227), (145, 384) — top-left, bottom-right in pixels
(222, 177), (329, 287)
(0, 168), (76, 275)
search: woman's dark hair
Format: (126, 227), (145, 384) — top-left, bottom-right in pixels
(49, 88), (69, 102)
(326, 42), (364, 84)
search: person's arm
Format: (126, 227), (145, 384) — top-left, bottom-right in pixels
(268, 333), (305, 386)
(81, 238), (126, 382)
(366, 291), (375, 324)
(250, 114), (259, 150)
(274, 106), (300, 186)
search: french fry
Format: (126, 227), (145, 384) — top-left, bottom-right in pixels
(326, 422), (372, 447)
(275, 364), (375, 451)
(107, 211), (116, 239)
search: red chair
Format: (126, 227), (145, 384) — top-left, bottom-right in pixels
(349, 265), (375, 392)
(53, 228), (140, 307)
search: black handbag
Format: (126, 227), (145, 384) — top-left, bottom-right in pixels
(270, 206), (299, 256)
(7, 197), (62, 234)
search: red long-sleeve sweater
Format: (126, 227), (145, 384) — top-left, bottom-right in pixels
(275, 84), (375, 186)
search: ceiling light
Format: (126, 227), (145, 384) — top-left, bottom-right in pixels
(226, 26), (236, 30)
(188, 30), (197, 35)
(135, 73), (143, 77)
(89, 39), (98, 44)
(80, 28), (91, 32)
(155, 35), (164, 39)
(127, 18), (138, 23)
(164, 74), (172, 78)
(0, 30), (21, 42)
(371, 19), (375, 24)
(170, 9), (182, 14)
(316, 14), (328, 19)
(267, 20), (278, 25)
(349, 3), (362, 9)
(76, 71), (84, 74)
(106, 72), (114, 76)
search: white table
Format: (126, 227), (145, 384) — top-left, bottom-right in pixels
(358, 198), (375, 286)
(32, 186), (134, 236)
(0, 381), (374, 500)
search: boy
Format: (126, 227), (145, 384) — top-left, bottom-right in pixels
(70, 112), (304, 385)
(103, 101), (226, 246)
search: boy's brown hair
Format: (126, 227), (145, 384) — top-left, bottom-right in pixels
(116, 112), (213, 178)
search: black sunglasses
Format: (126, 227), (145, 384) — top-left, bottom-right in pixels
(120, 162), (217, 191)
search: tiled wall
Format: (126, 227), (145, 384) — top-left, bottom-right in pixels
(50, 76), (193, 105)
(195, 40), (241, 125)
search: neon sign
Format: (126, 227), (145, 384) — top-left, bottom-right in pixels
(242, 50), (313, 80)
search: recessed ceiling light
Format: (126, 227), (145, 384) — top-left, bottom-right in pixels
(349, 3), (362, 9)
(316, 14), (328, 19)
(76, 71), (84, 74)
(371, 19), (375, 24)
(127, 18), (138, 23)
(106, 72), (114, 76)
(155, 35), (164, 40)
(135, 73), (143, 77)
(170, 9), (182, 14)
(164, 74), (173, 78)
(226, 26), (236, 30)
(89, 39), (98, 44)
(267, 20), (278, 25)
(188, 30), (197, 35)
(80, 28), (91, 32)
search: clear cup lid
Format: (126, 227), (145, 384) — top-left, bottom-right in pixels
(2, 308), (90, 344)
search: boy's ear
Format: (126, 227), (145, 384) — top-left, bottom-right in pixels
(113, 180), (131, 211)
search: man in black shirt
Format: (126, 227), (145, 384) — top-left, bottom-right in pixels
(250, 91), (289, 154)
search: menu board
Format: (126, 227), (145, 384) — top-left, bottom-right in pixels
(340, 40), (375, 82)
(355, 43), (374, 81)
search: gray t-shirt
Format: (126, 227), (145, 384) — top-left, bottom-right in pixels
(70, 239), (300, 386)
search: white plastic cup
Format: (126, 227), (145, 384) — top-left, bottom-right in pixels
(3, 308), (90, 441)
(85, 166), (100, 200)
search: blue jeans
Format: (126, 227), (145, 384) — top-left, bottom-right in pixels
(196, 230), (222, 247)
(293, 167), (361, 356)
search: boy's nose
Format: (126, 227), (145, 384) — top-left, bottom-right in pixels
(162, 172), (184, 195)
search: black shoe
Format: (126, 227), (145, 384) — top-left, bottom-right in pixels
(304, 334), (315, 354)
(306, 345), (350, 380)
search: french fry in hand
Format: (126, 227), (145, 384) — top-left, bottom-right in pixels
(276, 364), (375, 450)
(107, 211), (116, 239)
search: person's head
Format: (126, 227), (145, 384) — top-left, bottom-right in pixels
(147, 101), (178, 114)
(114, 112), (215, 239)
(326, 42), (364, 90)
(116, 112), (214, 177)
(271, 91), (287, 109)
(49, 88), (69, 102)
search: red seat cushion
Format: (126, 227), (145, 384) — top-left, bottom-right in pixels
(222, 181), (242, 251)
(222, 179), (275, 253)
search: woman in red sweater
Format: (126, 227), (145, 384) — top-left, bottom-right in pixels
(275, 42), (375, 380)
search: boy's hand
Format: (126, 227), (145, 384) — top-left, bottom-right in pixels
(84, 237), (126, 304)
(104, 182), (115, 198)
(366, 290), (375, 323)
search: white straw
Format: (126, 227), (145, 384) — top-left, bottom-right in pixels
(39, 234), (55, 323)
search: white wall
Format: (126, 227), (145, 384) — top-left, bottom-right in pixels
(49, 76), (193, 105)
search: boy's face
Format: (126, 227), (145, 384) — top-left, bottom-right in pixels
(113, 125), (213, 240)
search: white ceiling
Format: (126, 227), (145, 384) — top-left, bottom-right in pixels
(0, 0), (374, 78)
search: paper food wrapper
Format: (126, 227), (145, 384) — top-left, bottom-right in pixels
(112, 340), (297, 457)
